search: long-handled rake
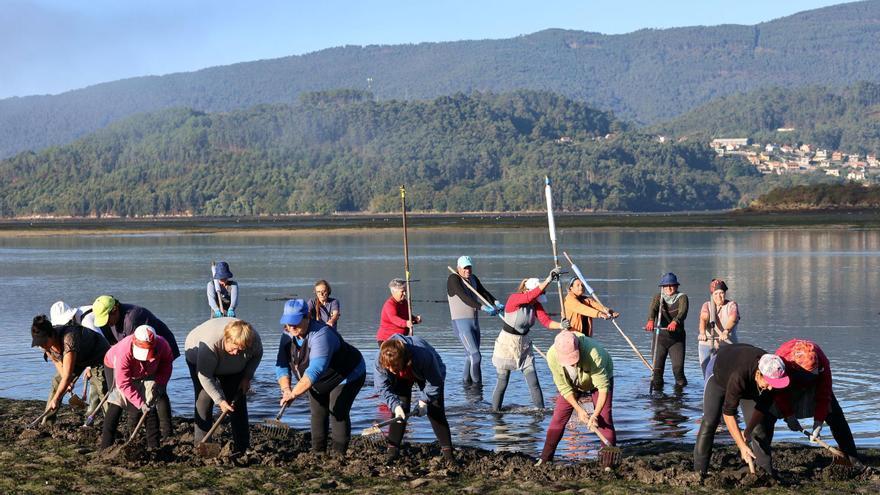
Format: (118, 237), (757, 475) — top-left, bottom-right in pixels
(802, 430), (852, 466)
(359, 406), (419, 446)
(106, 405), (153, 457)
(26, 409), (53, 430)
(197, 407), (233, 458)
(82, 384), (115, 427)
(572, 397), (622, 468)
(258, 401), (292, 439)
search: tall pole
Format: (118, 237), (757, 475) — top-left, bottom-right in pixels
(400, 185), (414, 335)
(544, 177), (565, 314)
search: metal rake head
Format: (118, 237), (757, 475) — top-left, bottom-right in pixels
(258, 420), (291, 440)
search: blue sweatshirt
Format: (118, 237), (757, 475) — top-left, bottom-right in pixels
(374, 334), (446, 411)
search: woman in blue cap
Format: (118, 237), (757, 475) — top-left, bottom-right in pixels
(207, 261), (238, 318)
(275, 299), (366, 454)
(644, 273), (689, 389)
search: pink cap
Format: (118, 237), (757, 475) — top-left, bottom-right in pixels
(554, 331), (580, 366)
(758, 354), (789, 388)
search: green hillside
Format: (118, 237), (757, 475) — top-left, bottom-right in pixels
(0, 91), (764, 217)
(2, 1), (880, 158)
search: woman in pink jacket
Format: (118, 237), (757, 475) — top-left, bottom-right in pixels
(100, 325), (173, 450)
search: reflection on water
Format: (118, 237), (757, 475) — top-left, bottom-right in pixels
(1, 227), (879, 458)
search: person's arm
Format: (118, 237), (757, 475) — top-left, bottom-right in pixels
(228, 282), (238, 312)
(382, 299), (411, 328)
(723, 412), (756, 465)
(814, 351), (833, 423)
(698, 302), (709, 339)
(535, 303), (562, 330)
(447, 274), (481, 308)
(722, 375), (756, 465)
(275, 334), (293, 403)
(590, 388), (610, 429)
(48, 351), (76, 410)
(646, 294), (660, 321)
(373, 360), (401, 411)
(195, 343), (226, 405)
(673, 295), (689, 324)
(117, 354), (146, 409)
(473, 275), (497, 306)
(327, 299), (340, 327)
(206, 282), (220, 313)
(567, 296), (605, 319)
(721, 301), (738, 332)
(291, 332), (333, 399)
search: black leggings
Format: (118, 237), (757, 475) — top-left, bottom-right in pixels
(101, 402), (160, 449)
(308, 373), (366, 454)
(387, 389), (452, 450)
(652, 334), (686, 386)
(187, 361), (249, 453)
(103, 366), (172, 437)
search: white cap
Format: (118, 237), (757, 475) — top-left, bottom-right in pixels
(132, 325), (156, 361)
(524, 278), (548, 304)
(49, 301), (79, 326)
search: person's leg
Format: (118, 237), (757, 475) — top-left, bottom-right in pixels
(329, 373), (366, 454)
(825, 394), (859, 459)
(523, 364), (545, 409)
(491, 369), (511, 411)
(425, 387), (453, 449)
(124, 401), (160, 449)
(188, 361), (213, 444)
(309, 391), (330, 453)
(591, 385), (616, 445)
(693, 375), (725, 475)
(455, 319), (483, 385)
(669, 340), (687, 387)
(652, 340), (670, 387)
(100, 403), (124, 449)
(540, 394), (576, 461)
(219, 373), (249, 453)
(88, 366), (106, 414)
(43, 372), (62, 424)
(749, 412), (776, 475)
(698, 343), (713, 380)
(386, 393), (412, 449)
(155, 391), (173, 437)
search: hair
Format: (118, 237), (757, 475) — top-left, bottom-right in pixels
(379, 339), (409, 371)
(314, 280), (332, 296)
(31, 315), (56, 346)
(516, 278), (530, 293)
(223, 320), (255, 350)
(388, 278), (406, 291)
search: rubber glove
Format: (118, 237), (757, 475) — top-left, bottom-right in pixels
(393, 405), (406, 419)
(227, 308), (235, 317)
(784, 416), (802, 432)
(645, 320), (655, 332)
(560, 318), (571, 331)
(494, 301), (504, 312)
(213, 310), (223, 318)
(481, 304), (495, 315)
(416, 400), (428, 417)
(548, 266), (562, 282)
(667, 321), (679, 332)
(810, 421), (824, 441)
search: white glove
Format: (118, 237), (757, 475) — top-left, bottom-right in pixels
(810, 421), (824, 441)
(416, 400), (428, 417)
(393, 405), (406, 419)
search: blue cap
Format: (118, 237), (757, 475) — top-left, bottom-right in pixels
(659, 273), (680, 287)
(213, 261), (233, 280)
(457, 256), (473, 269)
(280, 299), (308, 326)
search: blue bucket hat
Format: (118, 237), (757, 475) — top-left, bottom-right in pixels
(280, 299), (309, 326)
(658, 273), (680, 287)
(213, 261), (233, 280)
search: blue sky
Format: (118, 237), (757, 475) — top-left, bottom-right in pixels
(0, 0), (851, 99)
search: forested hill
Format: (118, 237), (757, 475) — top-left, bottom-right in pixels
(3, 1), (880, 158)
(656, 82), (880, 154)
(0, 91), (763, 217)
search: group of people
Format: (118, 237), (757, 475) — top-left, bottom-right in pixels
(29, 258), (863, 476)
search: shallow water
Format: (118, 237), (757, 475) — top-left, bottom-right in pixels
(1, 227), (878, 459)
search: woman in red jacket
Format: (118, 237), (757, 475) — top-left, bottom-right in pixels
(375, 278), (421, 345)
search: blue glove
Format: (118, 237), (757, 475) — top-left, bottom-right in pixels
(481, 305), (495, 315)
(213, 310), (223, 318)
(227, 309), (236, 317)
(494, 301), (504, 312)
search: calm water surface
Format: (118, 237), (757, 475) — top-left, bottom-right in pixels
(1, 227), (878, 459)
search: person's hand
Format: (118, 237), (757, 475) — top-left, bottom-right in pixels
(576, 406), (590, 426)
(784, 416), (803, 432)
(219, 400), (235, 414)
(414, 315), (422, 324)
(644, 320), (655, 332)
(605, 309), (619, 320)
(47, 397), (59, 411)
(280, 388), (296, 406)
(393, 405), (406, 420)
(587, 412), (599, 430)
(481, 304), (495, 315)
(494, 301), (504, 312)
(227, 309), (236, 317)
(667, 321), (679, 332)
(718, 330), (729, 341)
(548, 266), (562, 282)
(738, 444), (757, 466)
(698, 333), (708, 342)
(140, 403), (151, 414)
(85, 368), (92, 379)
(239, 378), (251, 394)
(810, 421), (824, 441)
(560, 318), (571, 331)
(416, 400), (428, 417)
(213, 310), (223, 318)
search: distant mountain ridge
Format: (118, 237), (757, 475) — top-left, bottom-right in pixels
(2, 1), (880, 158)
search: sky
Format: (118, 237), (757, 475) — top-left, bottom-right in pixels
(0, 0), (854, 99)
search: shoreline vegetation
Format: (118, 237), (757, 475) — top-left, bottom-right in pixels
(1, 398), (876, 494)
(2, 209), (880, 237)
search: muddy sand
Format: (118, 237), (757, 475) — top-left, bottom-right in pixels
(1, 398), (877, 494)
